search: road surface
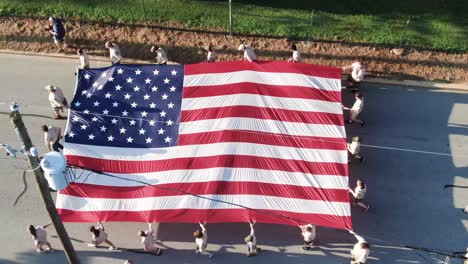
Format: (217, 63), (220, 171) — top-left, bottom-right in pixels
(0, 54), (466, 264)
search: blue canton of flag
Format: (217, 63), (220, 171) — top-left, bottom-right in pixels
(66, 64), (184, 148)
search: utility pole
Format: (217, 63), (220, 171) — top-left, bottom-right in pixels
(9, 105), (79, 264)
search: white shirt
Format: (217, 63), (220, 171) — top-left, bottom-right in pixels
(92, 228), (108, 244)
(351, 62), (365, 82)
(292, 50), (301, 62)
(207, 51), (216, 62)
(353, 185), (367, 200)
(48, 87), (65, 108)
(79, 52), (89, 68)
(302, 224), (316, 242)
(246, 227), (257, 253)
(243, 47), (257, 62)
(44, 126), (61, 147)
(352, 235), (369, 263)
(195, 224), (208, 251)
(109, 45), (122, 64)
(156, 48), (168, 64)
(35, 226), (47, 243)
(141, 230), (156, 251)
(351, 98), (364, 114)
(348, 141), (361, 155)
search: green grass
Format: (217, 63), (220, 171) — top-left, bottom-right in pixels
(0, 0), (466, 52)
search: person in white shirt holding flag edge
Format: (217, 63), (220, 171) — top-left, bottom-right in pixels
(245, 221), (260, 257)
(27, 223), (54, 253)
(343, 92), (366, 127)
(105, 41), (122, 65)
(349, 179), (370, 213)
(349, 230), (370, 263)
(138, 222), (162, 255)
(348, 136), (365, 164)
(238, 43), (257, 62)
(288, 44), (301, 62)
(342, 61), (366, 92)
(88, 222), (118, 250)
(299, 223), (316, 250)
(193, 221), (214, 258)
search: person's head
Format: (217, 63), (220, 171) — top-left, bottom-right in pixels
(360, 242), (370, 249)
(89, 225), (100, 236)
(77, 48), (84, 55)
(105, 41), (114, 49)
(45, 84), (56, 93)
(48, 17), (55, 26)
(41, 125), (49, 132)
(205, 44), (213, 52)
(305, 225), (312, 232)
(289, 44), (297, 51)
(150, 45), (160, 53)
(357, 179), (366, 188)
(244, 235), (253, 243)
(27, 225), (37, 238)
(238, 44), (246, 51)
(355, 93), (363, 99)
(352, 136), (361, 143)
(138, 231), (146, 237)
(193, 229), (203, 239)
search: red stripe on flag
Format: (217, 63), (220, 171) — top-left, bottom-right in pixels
(60, 182), (349, 202)
(181, 106), (344, 125)
(57, 208), (352, 229)
(66, 155), (347, 175)
(183, 82), (341, 102)
(178, 130), (346, 149)
(185, 61), (342, 79)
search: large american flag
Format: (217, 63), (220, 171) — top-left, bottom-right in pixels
(58, 61), (351, 230)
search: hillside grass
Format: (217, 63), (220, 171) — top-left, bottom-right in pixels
(0, 0), (466, 52)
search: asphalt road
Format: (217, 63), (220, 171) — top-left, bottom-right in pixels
(0, 54), (466, 264)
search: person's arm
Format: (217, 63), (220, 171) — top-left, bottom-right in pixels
(349, 188), (356, 197)
(43, 223), (53, 229)
(249, 221), (255, 236)
(341, 64), (353, 71)
(199, 221), (207, 234)
(245, 49), (254, 62)
(349, 230), (367, 243)
(342, 104), (350, 110)
(97, 222), (104, 231)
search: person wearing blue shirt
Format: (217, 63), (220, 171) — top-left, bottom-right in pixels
(47, 17), (66, 52)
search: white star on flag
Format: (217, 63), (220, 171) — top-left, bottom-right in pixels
(169, 86), (176, 92)
(141, 111), (148, 117)
(68, 132), (75, 138)
(72, 116), (79, 122)
(92, 82), (98, 87)
(164, 136), (172, 143)
(122, 110), (129, 116)
(135, 69), (142, 75)
(158, 128), (165, 134)
(139, 129), (146, 135)
(145, 78), (151, 84)
(102, 109), (109, 115)
(81, 124), (87, 130)
(131, 102), (138, 108)
(127, 137), (134, 143)
(86, 93), (92, 98)
(145, 137), (152, 143)
(124, 93), (131, 99)
(111, 118), (118, 124)
(143, 94), (150, 100)
(167, 120), (174, 126)
(117, 68), (123, 74)
(83, 109), (90, 114)
(107, 135), (114, 141)
(93, 101), (100, 107)
(129, 120), (136, 126)
(163, 78), (170, 84)
(160, 111), (167, 117)
(105, 92), (112, 98)
(100, 126), (107, 132)
(91, 117), (98, 122)
(151, 86), (158, 92)
(97, 85), (104, 90)
(108, 77), (114, 82)
(120, 128), (127, 134)
(115, 85), (122, 91)
(88, 134), (95, 140)
(112, 102), (119, 107)
(127, 77), (133, 83)
(74, 101), (81, 107)
(101, 72), (107, 77)
(148, 120), (156, 126)
(133, 86), (140, 92)
(84, 73), (90, 80)
(162, 94), (168, 100)
(153, 69), (159, 75)
(171, 70), (177, 76)
(168, 102), (174, 108)
(149, 103), (156, 108)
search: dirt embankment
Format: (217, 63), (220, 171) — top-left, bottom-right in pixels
(1, 17), (467, 82)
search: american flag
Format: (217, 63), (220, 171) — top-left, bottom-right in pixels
(58, 61), (351, 230)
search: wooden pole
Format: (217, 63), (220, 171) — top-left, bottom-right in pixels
(9, 107), (79, 264)
(229, 0), (233, 36)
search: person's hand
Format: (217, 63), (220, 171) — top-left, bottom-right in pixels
(348, 230), (356, 235)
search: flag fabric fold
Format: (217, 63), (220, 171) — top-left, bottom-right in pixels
(58, 61), (351, 230)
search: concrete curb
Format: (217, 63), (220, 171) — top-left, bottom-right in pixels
(1, 49), (467, 91)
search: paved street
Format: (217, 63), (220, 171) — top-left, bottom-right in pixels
(0, 53), (466, 264)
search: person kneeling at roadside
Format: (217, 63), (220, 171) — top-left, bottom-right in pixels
(88, 222), (118, 250)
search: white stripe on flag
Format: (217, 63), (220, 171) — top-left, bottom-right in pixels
(64, 142), (348, 163)
(182, 93), (343, 114)
(180, 118), (346, 138)
(183, 71), (341, 91)
(68, 168), (349, 188)
(56, 193), (351, 216)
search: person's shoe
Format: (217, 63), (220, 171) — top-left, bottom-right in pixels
(208, 252), (214, 258)
(360, 157), (365, 164)
(363, 205), (370, 213)
(360, 121), (366, 127)
(108, 246), (118, 250)
(36, 249), (45, 254)
(156, 248), (162, 256)
(301, 246), (311, 251)
(87, 243), (97, 248)
(195, 250), (200, 254)
(46, 249), (55, 253)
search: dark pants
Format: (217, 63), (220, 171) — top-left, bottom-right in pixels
(53, 139), (64, 152)
(347, 74), (360, 89)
